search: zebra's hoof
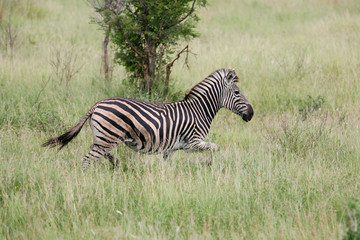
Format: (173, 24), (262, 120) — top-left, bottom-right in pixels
(205, 158), (213, 166)
(210, 143), (218, 151)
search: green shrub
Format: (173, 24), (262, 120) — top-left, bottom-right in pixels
(344, 198), (360, 240)
(266, 115), (329, 158)
(297, 95), (326, 120)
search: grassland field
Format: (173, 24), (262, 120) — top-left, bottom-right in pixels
(0, 0), (360, 239)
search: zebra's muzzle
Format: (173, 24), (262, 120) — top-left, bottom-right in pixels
(241, 103), (254, 122)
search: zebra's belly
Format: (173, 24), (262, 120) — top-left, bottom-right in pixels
(172, 136), (186, 150)
(123, 135), (185, 154)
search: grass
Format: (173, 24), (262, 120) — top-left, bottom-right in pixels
(1, 0), (360, 239)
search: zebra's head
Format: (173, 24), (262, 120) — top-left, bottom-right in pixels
(221, 69), (254, 122)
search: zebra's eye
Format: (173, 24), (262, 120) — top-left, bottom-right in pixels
(234, 90), (240, 95)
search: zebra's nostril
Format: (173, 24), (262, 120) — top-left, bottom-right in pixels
(246, 103), (254, 118)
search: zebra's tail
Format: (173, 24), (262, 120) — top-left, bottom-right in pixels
(42, 104), (98, 150)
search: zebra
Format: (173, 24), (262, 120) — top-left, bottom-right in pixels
(43, 68), (254, 167)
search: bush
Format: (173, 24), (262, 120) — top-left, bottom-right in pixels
(297, 95), (325, 120)
(344, 198), (360, 240)
(266, 115), (329, 158)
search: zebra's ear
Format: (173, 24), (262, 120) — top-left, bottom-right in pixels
(225, 70), (238, 84)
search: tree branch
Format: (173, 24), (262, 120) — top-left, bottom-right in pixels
(165, 0), (197, 30)
(164, 45), (193, 97)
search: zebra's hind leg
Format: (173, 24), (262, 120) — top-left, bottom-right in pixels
(82, 143), (116, 169)
(104, 153), (119, 169)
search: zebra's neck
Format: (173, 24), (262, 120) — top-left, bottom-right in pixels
(184, 96), (221, 124)
(181, 75), (224, 125)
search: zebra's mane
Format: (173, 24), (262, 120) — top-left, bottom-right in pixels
(184, 69), (233, 101)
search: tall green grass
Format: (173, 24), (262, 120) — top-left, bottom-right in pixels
(1, 0), (360, 239)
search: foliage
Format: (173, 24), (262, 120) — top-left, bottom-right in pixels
(297, 95), (326, 120)
(266, 115), (329, 158)
(344, 198), (360, 240)
(90, 0), (206, 97)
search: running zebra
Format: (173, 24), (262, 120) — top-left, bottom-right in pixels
(43, 69), (254, 167)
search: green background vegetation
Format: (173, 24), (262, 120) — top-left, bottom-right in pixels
(1, 0), (360, 239)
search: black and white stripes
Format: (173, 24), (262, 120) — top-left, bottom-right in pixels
(43, 69), (254, 167)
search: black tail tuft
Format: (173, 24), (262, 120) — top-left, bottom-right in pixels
(42, 129), (81, 150)
(42, 101), (99, 150)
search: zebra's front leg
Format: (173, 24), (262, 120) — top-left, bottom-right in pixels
(199, 141), (217, 166)
(185, 140), (217, 166)
(163, 150), (175, 160)
(186, 140), (218, 152)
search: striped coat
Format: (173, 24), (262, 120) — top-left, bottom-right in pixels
(43, 69), (253, 167)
